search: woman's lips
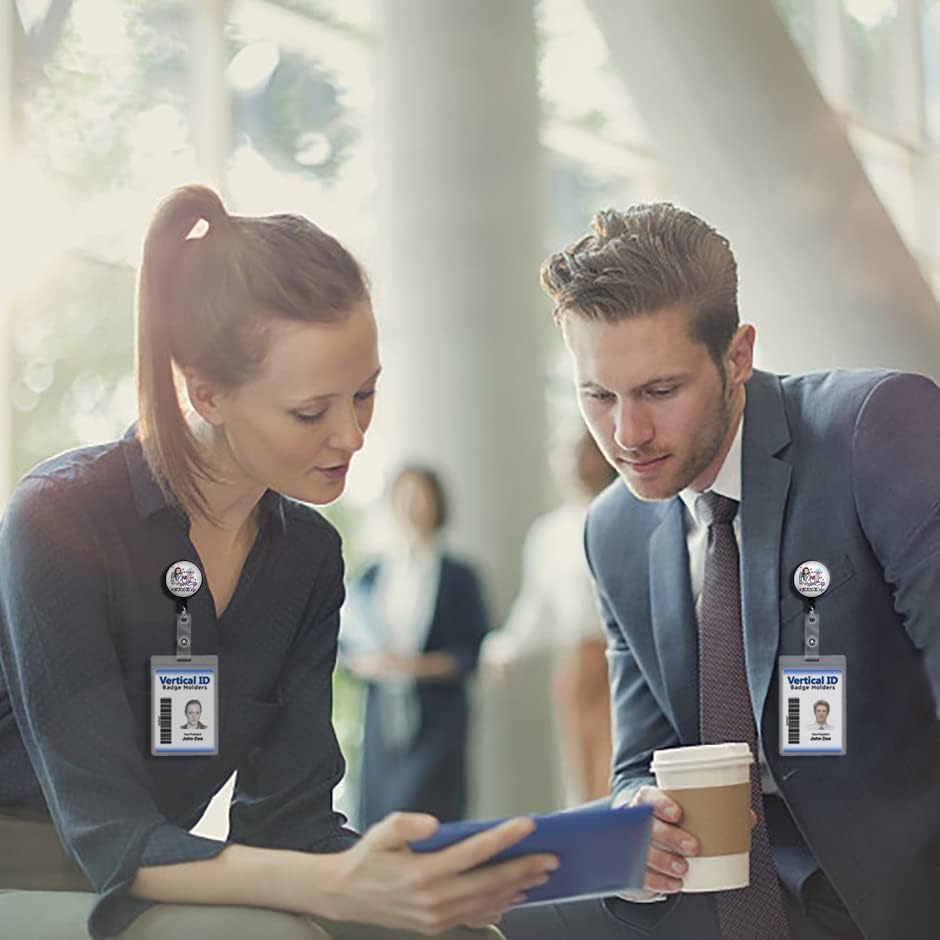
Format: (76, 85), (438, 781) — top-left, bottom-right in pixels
(317, 463), (350, 481)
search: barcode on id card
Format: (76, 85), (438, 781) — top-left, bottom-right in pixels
(159, 697), (172, 744)
(787, 697), (800, 744)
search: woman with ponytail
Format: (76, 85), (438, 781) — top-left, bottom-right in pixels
(0, 186), (555, 940)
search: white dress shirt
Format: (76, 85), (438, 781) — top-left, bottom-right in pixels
(378, 540), (442, 656)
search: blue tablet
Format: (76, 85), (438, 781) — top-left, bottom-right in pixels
(410, 803), (653, 906)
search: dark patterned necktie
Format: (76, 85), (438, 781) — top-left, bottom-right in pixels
(697, 492), (790, 940)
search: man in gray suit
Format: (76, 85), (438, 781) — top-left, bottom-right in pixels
(502, 204), (940, 940)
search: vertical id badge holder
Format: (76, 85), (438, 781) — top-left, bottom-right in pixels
(152, 562), (219, 756)
(778, 653), (846, 756)
(779, 561), (846, 756)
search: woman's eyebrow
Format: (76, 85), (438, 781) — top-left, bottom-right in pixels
(292, 367), (383, 406)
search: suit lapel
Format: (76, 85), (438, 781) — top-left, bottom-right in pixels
(740, 371), (792, 724)
(649, 498), (700, 744)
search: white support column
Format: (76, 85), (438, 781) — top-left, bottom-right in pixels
(191, 0), (229, 192)
(373, 0), (550, 618)
(373, 0), (560, 815)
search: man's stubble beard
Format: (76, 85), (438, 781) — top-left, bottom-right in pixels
(623, 370), (733, 502)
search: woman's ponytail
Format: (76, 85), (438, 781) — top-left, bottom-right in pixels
(136, 185), (231, 520)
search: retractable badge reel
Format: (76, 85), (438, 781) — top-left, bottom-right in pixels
(778, 561), (846, 756)
(150, 561), (219, 756)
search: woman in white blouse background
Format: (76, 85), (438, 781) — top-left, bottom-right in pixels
(343, 467), (489, 829)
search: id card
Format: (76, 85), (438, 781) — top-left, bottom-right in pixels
(151, 655), (219, 756)
(778, 655), (846, 756)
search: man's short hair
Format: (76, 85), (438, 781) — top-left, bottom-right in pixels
(540, 203), (739, 369)
(813, 699), (830, 712)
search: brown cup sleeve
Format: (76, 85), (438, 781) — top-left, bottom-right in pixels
(662, 782), (752, 857)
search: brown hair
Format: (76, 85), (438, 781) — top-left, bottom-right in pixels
(540, 203), (739, 368)
(136, 184), (368, 520)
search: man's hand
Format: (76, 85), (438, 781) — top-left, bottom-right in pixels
(622, 787), (699, 897)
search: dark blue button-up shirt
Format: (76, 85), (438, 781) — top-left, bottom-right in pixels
(0, 429), (357, 937)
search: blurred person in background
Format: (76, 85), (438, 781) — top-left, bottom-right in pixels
(0, 186), (556, 940)
(481, 428), (615, 804)
(343, 466), (489, 829)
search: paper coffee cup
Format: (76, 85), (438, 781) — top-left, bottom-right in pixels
(649, 742), (753, 892)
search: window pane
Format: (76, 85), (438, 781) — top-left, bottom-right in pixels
(923, 0), (940, 141)
(537, 0), (654, 151)
(842, 0), (901, 131)
(11, 0), (194, 479)
(225, 1), (375, 264)
(773, 0), (820, 76)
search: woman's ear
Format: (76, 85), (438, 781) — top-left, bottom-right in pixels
(182, 369), (226, 426)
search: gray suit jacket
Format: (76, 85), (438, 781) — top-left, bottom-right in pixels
(585, 369), (940, 940)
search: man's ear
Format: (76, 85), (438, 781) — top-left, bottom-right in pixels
(182, 369), (226, 426)
(725, 323), (756, 390)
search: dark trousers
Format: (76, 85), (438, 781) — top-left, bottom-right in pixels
(500, 870), (863, 940)
(0, 809), (92, 891)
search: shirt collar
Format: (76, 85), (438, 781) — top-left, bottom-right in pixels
(678, 412), (744, 524)
(122, 423), (286, 535)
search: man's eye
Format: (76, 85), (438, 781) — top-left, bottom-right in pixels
(646, 386), (677, 399)
(584, 390), (614, 402)
(355, 389), (376, 403)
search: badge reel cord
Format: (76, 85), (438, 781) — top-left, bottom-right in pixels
(176, 599), (192, 663)
(804, 600), (819, 663)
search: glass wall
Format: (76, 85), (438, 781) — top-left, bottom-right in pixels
(923, 0), (940, 141)
(10, 0), (193, 481)
(773, 0), (937, 280)
(9, 0), (938, 494)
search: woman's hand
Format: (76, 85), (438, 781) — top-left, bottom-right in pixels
(345, 652), (408, 680)
(323, 812), (558, 935)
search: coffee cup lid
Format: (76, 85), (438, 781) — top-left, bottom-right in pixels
(649, 742), (753, 774)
